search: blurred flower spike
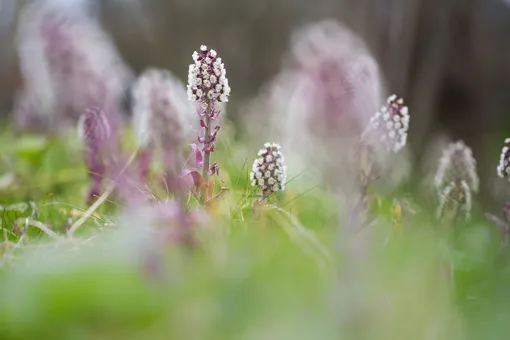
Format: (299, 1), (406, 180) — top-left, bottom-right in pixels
(132, 68), (192, 184)
(434, 141), (479, 221)
(16, 1), (132, 131)
(250, 142), (287, 198)
(78, 107), (111, 204)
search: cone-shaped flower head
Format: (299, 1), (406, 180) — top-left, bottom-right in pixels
(250, 143), (287, 197)
(434, 141), (479, 221)
(132, 68), (192, 148)
(367, 95), (410, 153)
(187, 45), (231, 108)
(497, 138), (510, 179)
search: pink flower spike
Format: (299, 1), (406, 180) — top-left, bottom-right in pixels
(190, 143), (203, 167)
(200, 119), (208, 129)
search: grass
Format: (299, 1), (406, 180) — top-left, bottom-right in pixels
(0, 124), (510, 340)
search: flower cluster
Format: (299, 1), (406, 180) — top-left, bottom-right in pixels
(16, 2), (132, 131)
(78, 107), (111, 204)
(187, 45), (230, 109)
(434, 141), (479, 221)
(185, 46), (230, 202)
(250, 143), (287, 197)
(132, 68), (192, 183)
(133, 68), (191, 148)
(497, 138), (510, 179)
(368, 95), (410, 153)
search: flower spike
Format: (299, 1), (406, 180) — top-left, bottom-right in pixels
(250, 142), (287, 198)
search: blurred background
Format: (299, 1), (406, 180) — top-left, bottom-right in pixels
(2, 0), (510, 201)
(2, 3), (510, 338)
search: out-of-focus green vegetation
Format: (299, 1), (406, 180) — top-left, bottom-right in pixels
(0, 126), (510, 340)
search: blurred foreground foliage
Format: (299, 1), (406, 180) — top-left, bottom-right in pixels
(0, 127), (510, 339)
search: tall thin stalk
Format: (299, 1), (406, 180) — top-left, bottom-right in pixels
(187, 45), (231, 204)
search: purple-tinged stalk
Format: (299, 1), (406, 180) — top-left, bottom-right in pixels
(78, 107), (111, 205)
(434, 141), (479, 221)
(186, 45), (230, 202)
(132, 68), (192, 188)
(250, 142), (287, 201)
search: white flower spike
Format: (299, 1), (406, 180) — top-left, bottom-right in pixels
(250, 142), (287, 197)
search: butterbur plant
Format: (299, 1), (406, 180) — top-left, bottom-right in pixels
(186, 45), (231, 202)
(434, 141), (479, 221)
(78, 107), (111, 205)
(132, 68), (192, 186)
(355, 94), (410, 210)
(16, 1), (132, 131)
(250, 142), (287, 200)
